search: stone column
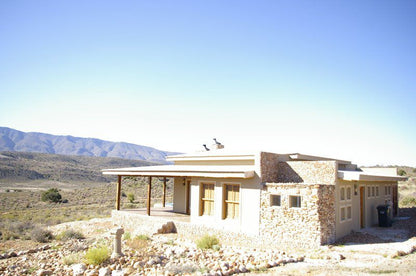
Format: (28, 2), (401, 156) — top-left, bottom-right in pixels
(111, 228), (124, 258)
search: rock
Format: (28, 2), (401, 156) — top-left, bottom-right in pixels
(72, 263), (87, 276)
(238, 265), (248, 273)
(86, 269), (99, 276)
(8, 252), (17, 258)
(332, 253), (345, 261)
(37, 269), (53, 276)
(111, 270), (124, 276)
(157, 221), (177, 234)
(99, 267), (111, 276)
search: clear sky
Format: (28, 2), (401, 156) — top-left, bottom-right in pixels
(0, 0), (415, 166)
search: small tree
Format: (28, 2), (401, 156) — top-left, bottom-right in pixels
(127, 193), (135, 203)
(41, 188), (62, 203)
(398, 169), (406, 176)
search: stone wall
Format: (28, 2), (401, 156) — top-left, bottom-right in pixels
(259, 152), (279, 183)
(259, 183), (336, 248)
(277, 161), (337, 184)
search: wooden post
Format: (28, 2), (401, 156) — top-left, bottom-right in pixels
(116, 175), (122, 211)
(162, 177), (166, 208)
(147, 176), (152, 216)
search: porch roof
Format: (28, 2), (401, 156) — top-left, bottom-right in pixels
(338, 170), (407, 182)
(102, 165), (256, 178)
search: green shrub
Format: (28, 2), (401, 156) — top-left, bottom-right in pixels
(196, 234), (219, 250)
(56, 229), (85, 241)
(41, 188), (62, 203)
(123, 232), (131, 240)
(127, 193), (135, 203)
(31, 227), (53, 243)
(84, 245), (110, 265)
(135, 234), (150, 240)
(398, 169), (406, 176)
(400, 196), (416, 207)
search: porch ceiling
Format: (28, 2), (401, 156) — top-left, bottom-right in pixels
(338, 170), (407, 182)
(102, 165), (255, 179)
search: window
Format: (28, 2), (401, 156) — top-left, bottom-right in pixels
(384, 186), (387, 195)
(340, 207), (346, 221)
(347, 206), (352, 220)
(371, 186), (375, 197)
(346, 187), (352, 200)
(376, 186), (379, 197)
(289, 195), (301, 208)
(270, 195), (281, 207)
(200, 183), (214, 216)
(340, 187), (345, 201)
(368, 186), (371, 198)
(223, 184), (240, 219)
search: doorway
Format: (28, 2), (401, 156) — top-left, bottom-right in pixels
(360, 186), (365, 228)
(186, 180), (191, 215)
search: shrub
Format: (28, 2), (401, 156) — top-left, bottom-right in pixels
(84, 245), (110, 265)
(31, 227), (53, 243)
(127, 193), (135, 203)
(400, 196), (416, 207)
(127, 235), (150, 250)
(398, 169), (407, 176)
(196, 234), (219, 250)
(41, 188), (62, 203)
(56, 229), (85, 241)
(63, 253), (83, 265)
(123, 232), (131, 240)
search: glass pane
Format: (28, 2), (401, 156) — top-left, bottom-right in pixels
(347, 206), (352, 219)
(341, 208), (345, 221)
(346, 187), (351, 200)
(340, 188), (345, 200)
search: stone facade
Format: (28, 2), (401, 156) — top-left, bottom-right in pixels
(277, 161), (337, 184)
(259, 183), (336, 248)
(259, 152), (279, 182)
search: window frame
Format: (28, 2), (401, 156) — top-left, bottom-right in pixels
(289, 195), (302, 208)
(270, 194), (281, 207)
(222, 182), (240, 220)
(199, 182), (215, 216)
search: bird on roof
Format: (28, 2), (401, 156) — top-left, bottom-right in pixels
(213, 138), (222, 145)
(203, 144), (210, 151)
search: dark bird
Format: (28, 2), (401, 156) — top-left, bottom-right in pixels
(213, 138), (221, 145)
(203, 144), (210, 151)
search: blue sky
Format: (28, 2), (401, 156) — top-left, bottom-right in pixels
(0, 1), (415, 166)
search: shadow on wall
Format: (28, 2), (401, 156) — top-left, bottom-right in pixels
(277, 162), (304, 183)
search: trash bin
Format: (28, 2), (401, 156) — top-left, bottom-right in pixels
(377, 205), (392, 227)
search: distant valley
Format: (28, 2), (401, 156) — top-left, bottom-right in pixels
(0, 127), (178, 163)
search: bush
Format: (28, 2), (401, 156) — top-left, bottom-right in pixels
(31, 227), (53, 243)
(84, 245), (110, 265)
(398, 169), (407, 176)
(196, 234), (219, 250)
(41, 188), (62, 203)
(127, 193), (135, 203)
(127, 235), (150, 250)
(400, 196), (416, 207)
(63, 253), (83, 265)
(56, 229), (85, 241)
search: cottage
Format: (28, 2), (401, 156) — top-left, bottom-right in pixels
(102, 143), (405, 248)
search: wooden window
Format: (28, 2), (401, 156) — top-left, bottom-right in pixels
(289, 195), (301, 208)
(340, 187), (345, 201)
(340, 207), (346, 221)
(347, 206), (352, 220)
(223, 184), (240, 219)
(200, 183), (214, 216)
(346, 187), (352, 200)
(270, 195), (281, 207)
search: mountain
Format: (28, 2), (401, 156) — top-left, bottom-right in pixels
(0, 127), (178, 163)
(0, 151), (154, 183)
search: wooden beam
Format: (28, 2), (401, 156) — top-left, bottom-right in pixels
(162, 177), (167, 207)
(116, 175), (122, 210)
(147, 176), (152, 216)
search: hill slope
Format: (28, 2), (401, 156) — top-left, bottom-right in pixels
(0, 151), (155, 183)
(0, 127), (177, 163)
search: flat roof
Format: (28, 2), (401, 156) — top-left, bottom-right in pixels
(338, 170), (407, 182)
(102, 165), (255, 179)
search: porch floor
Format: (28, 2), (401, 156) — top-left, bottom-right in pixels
(120, 206), (190, 222)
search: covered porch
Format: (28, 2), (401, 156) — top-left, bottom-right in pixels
(102, 164), (255, 217)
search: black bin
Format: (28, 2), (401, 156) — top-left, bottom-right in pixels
(376, 205), (392, 227)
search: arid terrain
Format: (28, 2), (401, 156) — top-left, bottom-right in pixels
(0, 153), (415, 275)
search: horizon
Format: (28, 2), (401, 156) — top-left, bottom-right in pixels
(1, 1), (415, 167)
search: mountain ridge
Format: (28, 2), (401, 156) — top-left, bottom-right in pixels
(0, 127), (178, 163)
